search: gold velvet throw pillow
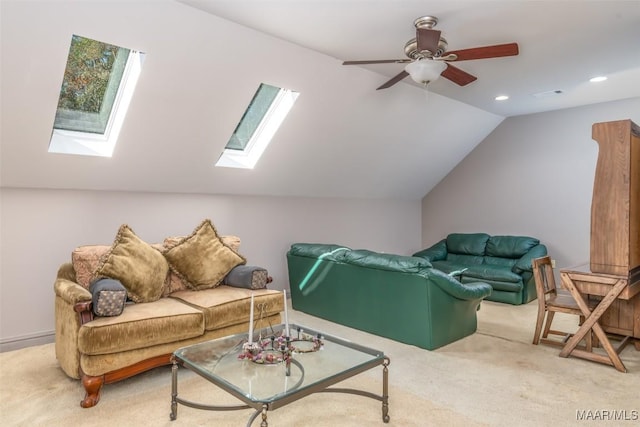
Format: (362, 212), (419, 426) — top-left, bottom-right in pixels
(93, 224), (169, 303)
(163, 219), (246, 291)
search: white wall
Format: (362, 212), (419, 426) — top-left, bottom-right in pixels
(0, 0), (502, 200)
(420, 97), (640, 269)
(0, 188), (420, 350)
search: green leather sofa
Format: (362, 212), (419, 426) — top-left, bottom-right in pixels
(286, 243), (493, 350)
(413, 233), (547, 305)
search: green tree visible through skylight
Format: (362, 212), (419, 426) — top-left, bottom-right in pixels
(49, 34), (144, 157)
(54, 35), (129, 134)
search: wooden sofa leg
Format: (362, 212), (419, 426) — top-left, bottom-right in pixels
(80, 373), (105, 408)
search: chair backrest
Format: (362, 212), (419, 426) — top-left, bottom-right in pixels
(532, 256), (557, 301)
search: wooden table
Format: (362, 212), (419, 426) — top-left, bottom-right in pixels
(559, 265), (640, 372)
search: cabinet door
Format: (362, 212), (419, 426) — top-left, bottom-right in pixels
(590, 119), (640, 277)
(630, 128), (639, 278)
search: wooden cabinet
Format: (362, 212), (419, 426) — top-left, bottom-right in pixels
(590, 119), (640, 283)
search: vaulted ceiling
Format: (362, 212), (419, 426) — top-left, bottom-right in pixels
(179, 1), (640, 117)
(1, 1), (638, 200)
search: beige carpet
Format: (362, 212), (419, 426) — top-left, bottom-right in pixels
(1, 301), (638, 426)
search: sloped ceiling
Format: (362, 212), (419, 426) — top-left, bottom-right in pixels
(1, 0), (528, 200)
(180, 0), (640, 117)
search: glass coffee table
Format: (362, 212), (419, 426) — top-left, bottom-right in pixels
(170, 323), (390, 426)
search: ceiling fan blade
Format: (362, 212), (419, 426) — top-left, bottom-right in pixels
(343, 59), (411, 65)
(376, 70), (409, 90)
(441, 64), (477, 86)
(416, 28), (441, 53)
(446, 42), (519, 61)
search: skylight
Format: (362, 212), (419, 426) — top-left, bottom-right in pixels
(48, 35), (145, 157)
(216, 83), (299, 169)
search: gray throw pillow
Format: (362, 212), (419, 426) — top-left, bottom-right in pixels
(89, 278), (128, 317)
(223, 265), (269, 289)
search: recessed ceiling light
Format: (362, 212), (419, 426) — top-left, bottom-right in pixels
(495, 95), (509, 101)
(589, 76), (607, 83)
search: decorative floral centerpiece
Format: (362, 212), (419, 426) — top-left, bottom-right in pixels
(239, 333), (293, 365)
(239, 291), (323, 368)
(238, 330), (324, 365)
(290, 328), (323, 353)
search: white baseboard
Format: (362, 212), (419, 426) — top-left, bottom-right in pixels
(0, 331), (55, 353)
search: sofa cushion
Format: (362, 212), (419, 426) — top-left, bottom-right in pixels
(460, 275), (523, 293)
(93, 225), (169, 303)
(446, 233), (490, 256)
(162, 271), (188, 297)
(72, 245), (110, 289)
(169, 286), (284, 331)
(224, 265), (269, 290)
(483, 256), (518, 269)
(161, 235), (243, 297)
(78, 297), (204, 355)
(446, 253), (484, 265)
(163, 219), (246, 291)
(486, 235), (540, 258)
(463, 265), (522, 283)
(89, 278), (127, 317)
(164, 235), (241, 252)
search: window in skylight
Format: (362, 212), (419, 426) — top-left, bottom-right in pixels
(216, 83), (299, 169)
(48, 35), (145, 157)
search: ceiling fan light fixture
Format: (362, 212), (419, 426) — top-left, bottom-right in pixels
(404, 59), (447, 85)
(342, 16), (519, 90)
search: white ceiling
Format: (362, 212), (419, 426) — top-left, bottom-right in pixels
(178, 0), (640, 117)
(1, 1), (638, 201)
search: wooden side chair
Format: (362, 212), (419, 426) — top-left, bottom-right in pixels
(532, 256), (592, 350)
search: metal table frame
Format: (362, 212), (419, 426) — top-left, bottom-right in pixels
(170, 324), (390, 426)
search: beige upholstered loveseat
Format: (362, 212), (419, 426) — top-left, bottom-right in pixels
(54, 219), (283, 408)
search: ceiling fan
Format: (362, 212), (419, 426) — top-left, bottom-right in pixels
(342, 16), (519, 90)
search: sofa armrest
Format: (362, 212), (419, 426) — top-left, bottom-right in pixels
(54, 278), (92, 305)
(74, 301), (94, 324)
(513, 244), (548, 274)
(55, 278), (94, 324)
(54, 273), (93, 379)
(425, 268), (493, 301)
(412, 239), (447, 262)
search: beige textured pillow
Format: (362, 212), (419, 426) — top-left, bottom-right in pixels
(161, 235), (241, 296)
(163, 219), (246, 291)
(221, 235), (241, 252)
(71, 245), (110, 289)
(164, 235), (241, 252)
(93, 224), (169, 303)
(162, 271), (188, 297)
